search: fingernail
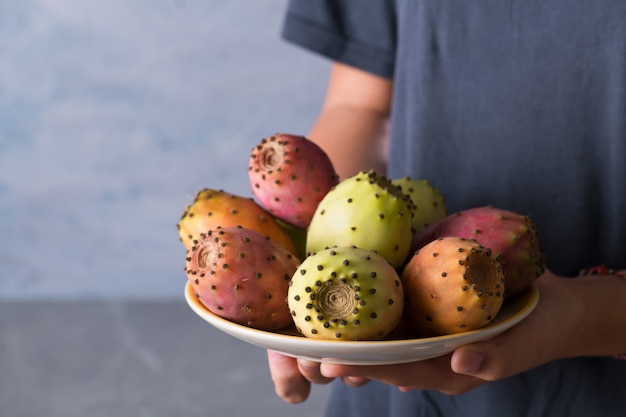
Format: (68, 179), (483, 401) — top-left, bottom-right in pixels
(320, 363), (339, 377)
(456, 348), (484, 375)
(346, 376), (367, 384)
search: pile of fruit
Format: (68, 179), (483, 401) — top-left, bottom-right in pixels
(178, 133), (545, 340)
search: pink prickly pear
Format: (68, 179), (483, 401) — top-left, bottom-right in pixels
(411, 206), (545, 297)
(248, 133), (339, 229)
(401, 237), (505, 337)
(184, 226), (300, 331)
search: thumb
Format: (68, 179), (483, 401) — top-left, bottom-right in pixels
(450, 335), (540, 382)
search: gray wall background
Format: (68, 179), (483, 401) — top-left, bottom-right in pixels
(0, 4), (334, 415)
(0, 0), (330, 299)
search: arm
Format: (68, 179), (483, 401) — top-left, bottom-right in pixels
(307, 62), (393, 180)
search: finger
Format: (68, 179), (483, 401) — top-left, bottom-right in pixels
(451, 274), (562, 381)
(320, 356), (448, 388)
(342, 376), (370, 388)
(450, 333), (540, 382)
(320, 355), (481, 394)
(267, 350), (311, 403)
(451, 342), (518, 381)
(297, 359), (335, 385)
(298, 359), (368, 388)
(450, 316), (543, 381)
(450, 345), (488, 376)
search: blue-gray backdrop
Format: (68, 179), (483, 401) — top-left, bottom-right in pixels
(0, 0), (329, 299)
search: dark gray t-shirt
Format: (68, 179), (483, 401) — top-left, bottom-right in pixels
(282, 1), (626, 416)
(282, 0), (626, 276)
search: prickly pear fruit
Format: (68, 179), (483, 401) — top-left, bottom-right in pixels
(184, 226), (300, 331)
(177, 188), (298, 256)
(412, 206), (545, 297)
(306, 170), (414, 268)
(401, 237), (505, 337)
(248, 133), (339, 229)
(392, 176), (447, 232)
(288, 246), (404, 340)
(276, 218), (308, 261)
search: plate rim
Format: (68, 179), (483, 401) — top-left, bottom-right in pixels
(185, 281), (539, 363)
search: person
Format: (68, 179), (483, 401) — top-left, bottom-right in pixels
(265, 1), (626, 416)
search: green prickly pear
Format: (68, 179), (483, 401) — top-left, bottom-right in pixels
(306, 170), (414, 268)
(276, 218), (308, 261)
(288, 246), (404, 340)
(392, 176), (447, 232)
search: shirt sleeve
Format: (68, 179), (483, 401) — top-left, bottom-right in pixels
(281, 0), (397, 79)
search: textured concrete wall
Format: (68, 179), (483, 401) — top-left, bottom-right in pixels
(0, 0), (330, 298)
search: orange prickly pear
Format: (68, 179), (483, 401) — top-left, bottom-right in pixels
(177, 188), (299, 257)
(401, 237), (505, 337)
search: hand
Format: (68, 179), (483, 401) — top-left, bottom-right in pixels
(267, 350), (369, 403)
(268, 270), (617, 400)
(319, 271), (580, 394)
(267, 351), (313, 404)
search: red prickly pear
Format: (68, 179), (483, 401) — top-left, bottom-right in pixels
(184, 226), (300, 331)
(401, 237), (505, 337)
(289, 246), (404, 341)
(177, 188), (298, 257)
(411, 206), (545, 297)
(248, 133), (339, 229)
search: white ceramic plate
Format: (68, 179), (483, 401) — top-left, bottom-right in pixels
(185, 282), (539, 365)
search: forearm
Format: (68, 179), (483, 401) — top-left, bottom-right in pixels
(305, 62), (393, 180)
(308, 104), (389, 180)
(563, 273), (626, 358)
